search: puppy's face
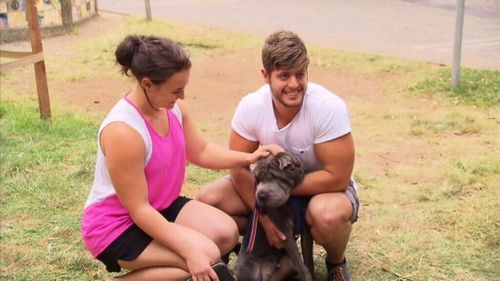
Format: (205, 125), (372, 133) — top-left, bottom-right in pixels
(253, 152), (305, 208)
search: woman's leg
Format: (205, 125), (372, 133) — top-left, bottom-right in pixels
(115, 259), (188, 280)
(115, 223), (220, 281)
(113, 200), (238, 281)
(197, 177), (249, 232)
(175, 199), (239, 256)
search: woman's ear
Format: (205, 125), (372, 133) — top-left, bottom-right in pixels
(140, 78), (152, 89)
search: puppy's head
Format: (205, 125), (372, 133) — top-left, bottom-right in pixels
(253, 152), (305, 208)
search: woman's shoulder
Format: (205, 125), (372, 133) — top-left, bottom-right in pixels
(98, 98), (153, 159)
(99, 98), (150, 142)
(101, 98), (143, 126)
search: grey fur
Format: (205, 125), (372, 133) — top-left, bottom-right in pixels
(235, 152), (314, 281)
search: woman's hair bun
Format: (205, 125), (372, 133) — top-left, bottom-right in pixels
(115, 35), (145, 75)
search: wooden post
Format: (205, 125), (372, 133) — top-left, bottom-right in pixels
(61, 0), (73, 28)
(145, 0), (152, 21)
(452, 0), (465, 88)
(26, 0), (51, 120)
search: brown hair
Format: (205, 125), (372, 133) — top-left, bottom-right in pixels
(115, 35), (191, 84)
(262, 30), (310, 73)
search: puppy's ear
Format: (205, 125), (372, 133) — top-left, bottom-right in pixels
(277, 152), (293, 170)
(277, 152), (305, 183)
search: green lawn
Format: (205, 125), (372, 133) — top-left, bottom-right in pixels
(1, 16), (499, 280)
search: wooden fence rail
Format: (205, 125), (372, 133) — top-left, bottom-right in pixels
(0, 50), (44, 72)
(0, 0), (51, 120)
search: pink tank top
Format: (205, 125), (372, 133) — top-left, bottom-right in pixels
(81, 97), (186, 257)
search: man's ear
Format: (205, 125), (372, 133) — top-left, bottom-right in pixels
(140, 78), (152, 89)
(261, 68), (270, 83)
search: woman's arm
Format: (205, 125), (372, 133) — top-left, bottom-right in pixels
(100, 122), (213, 274)
(178, 101), (269, 169)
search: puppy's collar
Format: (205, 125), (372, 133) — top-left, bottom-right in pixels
(255, 202), (266, 214)
(242, 205), (260, 253)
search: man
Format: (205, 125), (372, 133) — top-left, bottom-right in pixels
(197, 30), (359, 281)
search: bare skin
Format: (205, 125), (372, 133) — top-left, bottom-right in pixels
(198, 66), (355, 265)
(102, 70), (271, 281)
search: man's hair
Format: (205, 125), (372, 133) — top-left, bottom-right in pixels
(262, 30), (310, 73)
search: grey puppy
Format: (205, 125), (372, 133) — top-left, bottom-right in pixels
(235, 152), (315, 281)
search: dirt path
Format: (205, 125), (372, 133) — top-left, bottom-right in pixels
(44, 13), (431, 173)
(3, 12), (451, 186)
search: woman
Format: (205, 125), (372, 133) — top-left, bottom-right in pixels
(81, 35), (270, 281)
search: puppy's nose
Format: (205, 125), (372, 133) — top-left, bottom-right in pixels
(257, 191), (268, 203)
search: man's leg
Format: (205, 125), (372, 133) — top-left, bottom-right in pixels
(306, 184), (359, 281)
(197, 177), (250, 232)
(306, 192), (353, 263)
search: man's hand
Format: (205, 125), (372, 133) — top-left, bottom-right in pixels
(260, 144), (285, 155)
(259, 213), (286, 249)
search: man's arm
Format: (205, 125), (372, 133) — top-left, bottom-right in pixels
(293, 132), (355, 196)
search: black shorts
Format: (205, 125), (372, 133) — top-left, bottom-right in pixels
(96, 196), (191, 273)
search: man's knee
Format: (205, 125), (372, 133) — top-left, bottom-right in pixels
(196, 178), (229, 206)
(307, 194), (353, 229)
(196, 187), (216, 205)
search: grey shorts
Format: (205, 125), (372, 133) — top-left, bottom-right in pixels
(345, 179), (360, 224)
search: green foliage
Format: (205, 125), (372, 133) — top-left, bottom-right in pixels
(409, 68), (500, 107)
(186, 164), (225, 185)
(0, 101), (106, 280)
(409, 112), (483, 137)
(310, 45), (499, 108)
(309, 46), (421, 76)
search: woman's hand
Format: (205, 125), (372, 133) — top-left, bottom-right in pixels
(259, 213), (286, 249)
(247, 144), (286, 164)
(185, 252), (219, 281)
(247, 146), (272, 164)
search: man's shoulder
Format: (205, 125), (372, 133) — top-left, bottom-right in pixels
(306, 83), (346, 108)
(240, 84), (271, 105)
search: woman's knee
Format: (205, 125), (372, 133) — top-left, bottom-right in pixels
(210, 218), (239, 254)
(201, 240), (224, 262)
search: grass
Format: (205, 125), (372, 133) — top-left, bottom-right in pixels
(0, 101), (103, 280)
(310, 45), (500, 108)
(1, 15), (499, 280)
(408, 68), (500, 107)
